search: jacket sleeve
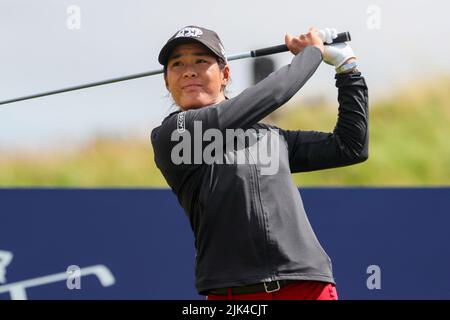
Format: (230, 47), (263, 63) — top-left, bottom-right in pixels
(278, 70), (369, 173)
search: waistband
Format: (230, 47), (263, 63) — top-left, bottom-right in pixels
(207, 280), (301, 295)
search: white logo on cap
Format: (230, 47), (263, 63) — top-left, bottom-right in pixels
(175, 27), (203, 38)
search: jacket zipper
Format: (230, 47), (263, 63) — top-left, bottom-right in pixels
(244, 135), (271, 278)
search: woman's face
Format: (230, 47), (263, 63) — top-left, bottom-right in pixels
(164, 42), (230, 111)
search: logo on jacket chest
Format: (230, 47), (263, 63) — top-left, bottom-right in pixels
(170, 122), (281, 175)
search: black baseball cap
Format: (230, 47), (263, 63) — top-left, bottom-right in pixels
(158, 25), (227, 66)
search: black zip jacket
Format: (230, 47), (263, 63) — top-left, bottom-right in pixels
(151, 45), (369, 295)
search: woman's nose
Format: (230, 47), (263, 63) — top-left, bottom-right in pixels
(183, 70), (197, 78)
(182, 63), (198, 78)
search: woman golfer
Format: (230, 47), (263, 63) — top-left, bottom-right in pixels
(151, 25), (368, 300)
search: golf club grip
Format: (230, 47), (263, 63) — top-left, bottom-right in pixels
(252, 31), (351, 58)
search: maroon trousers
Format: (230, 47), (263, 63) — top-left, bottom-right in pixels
(207, 281), (338, 300)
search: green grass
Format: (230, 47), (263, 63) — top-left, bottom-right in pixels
(1, 76), (449, 187)
(0, 138), (166, 187)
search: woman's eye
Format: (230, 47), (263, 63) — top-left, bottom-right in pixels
(197, 59), (207, 63)
(172, 61), (181, 67)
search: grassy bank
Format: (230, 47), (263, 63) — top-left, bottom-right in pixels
(1, 76), (449, 187)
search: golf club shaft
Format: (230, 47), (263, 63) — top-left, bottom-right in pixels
(0, 31), (351, 106)
(229, 31), (351, 61)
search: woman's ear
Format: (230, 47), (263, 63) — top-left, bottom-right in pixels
(221, 65), (230, 86)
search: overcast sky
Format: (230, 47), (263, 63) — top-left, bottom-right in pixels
(0, 0), (449, 151)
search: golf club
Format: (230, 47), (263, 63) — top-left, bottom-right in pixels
(0, 31), (351, 106)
